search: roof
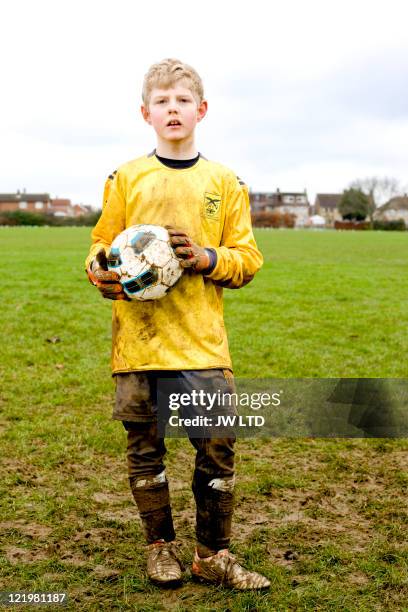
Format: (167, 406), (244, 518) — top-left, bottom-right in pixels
(377, 196), (408, 212)
(0, 192), (50, 202)
(278, 192), (307, 196)
(51, 199), (72, 207)
(315, 194), (342, 209)
(250, 191), (307, 197)
(73, 204), (91, 212)
(250, 191), (309, 209)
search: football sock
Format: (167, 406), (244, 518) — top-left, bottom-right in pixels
(196, 542), (219, 558)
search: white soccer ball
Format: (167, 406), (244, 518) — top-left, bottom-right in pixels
(107, 224), (183, 301)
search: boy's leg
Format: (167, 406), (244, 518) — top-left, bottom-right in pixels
(114, 372), (175, 543)
(115, 373), (183, 585)
(172, 369), (236, 552)
(123, 419), (175, 543)
(190, 435), (236, 553)
(190, 434), (269, 589)
(180, 370), (270, 589)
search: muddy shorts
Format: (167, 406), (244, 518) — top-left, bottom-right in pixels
(113, 369), (237, 437)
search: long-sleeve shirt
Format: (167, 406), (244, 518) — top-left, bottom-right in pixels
(86, 152), (263, 373)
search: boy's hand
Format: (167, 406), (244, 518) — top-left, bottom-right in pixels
(166, 226), (210, 272)
(86, 249), (129, 300)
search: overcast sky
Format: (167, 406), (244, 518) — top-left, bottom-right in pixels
(1, 0), (408, 206)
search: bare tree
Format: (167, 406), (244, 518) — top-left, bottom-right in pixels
(349, 176), (402, 209)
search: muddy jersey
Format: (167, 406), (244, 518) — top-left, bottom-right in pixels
(86, 153), (263, 373)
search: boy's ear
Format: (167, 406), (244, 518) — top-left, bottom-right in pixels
(141, 105), (151, 124)
(197, 99), (208, 123)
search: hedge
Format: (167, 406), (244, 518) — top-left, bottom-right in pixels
(0, 210), (101, 227)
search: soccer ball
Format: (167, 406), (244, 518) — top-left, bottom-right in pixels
(107, 224), (183, 301)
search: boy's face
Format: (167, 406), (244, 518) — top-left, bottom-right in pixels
(141, 82), (207, 145)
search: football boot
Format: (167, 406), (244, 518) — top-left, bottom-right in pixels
(146, 540), (184, 586)
(191, 548), (270, 590)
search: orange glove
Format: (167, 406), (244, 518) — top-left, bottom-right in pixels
(86, 249), (129, 301)
(166, 226), (210, 272)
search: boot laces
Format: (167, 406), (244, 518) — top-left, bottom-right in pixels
(223, 552), (241, 580)
(152, 541), (184, 570)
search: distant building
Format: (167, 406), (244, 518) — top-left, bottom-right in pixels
(0, 190), (51, 213)
(313, 194), (342, 226)
(0, 190), (90, 217)
(250, 189), (311, 227)
(50, 198), (74, 217)
(374, 196), (408, 226)
(309, 214), (326, 227)
(50, 198), (90, 217)
(73, 203), (92, 216)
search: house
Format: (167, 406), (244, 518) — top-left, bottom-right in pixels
(250, 189), (311, 227)
(73, 204), (92, 216)
(50, 198), (75, 217)
(0, 190), (51, 213)
(313, 194), (342, 226)
(0, 190), (90, 217)
(374, 196), (408, 226)
(50, 198), (90, 217)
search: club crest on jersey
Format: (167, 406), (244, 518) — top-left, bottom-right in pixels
(203, 192), (221, 219)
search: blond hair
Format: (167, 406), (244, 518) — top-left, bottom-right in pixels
(142, 58), (204, 105)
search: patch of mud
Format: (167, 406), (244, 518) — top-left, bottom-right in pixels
(98, 508), (136, 524)
(236, 493), (373, 552)
(59, 552), (90, 567)
(173, 508), (196, 543)
(348, 571), (370, 585)
(232, 503), (272, 541)
(0, 521), (52, 539)
(174, 509), (195, 525)
(73, 528), (117, 544)
(58, 463), (91, 482)
(92, 564), (121, 581)
(234, 477), (378, 555)
(4, 546), (49, 564)
(266, 546), (300, 567)
(169, 479), (190, 492)
(0, 458), (47, 486)
(92, 492), (130, 505)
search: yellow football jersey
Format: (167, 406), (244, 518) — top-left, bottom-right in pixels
(86, 153), (263, 373)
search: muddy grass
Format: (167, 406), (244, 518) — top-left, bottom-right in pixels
(1, 437), (407, 611)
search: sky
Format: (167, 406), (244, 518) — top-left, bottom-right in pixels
(1, 0), (408, 207)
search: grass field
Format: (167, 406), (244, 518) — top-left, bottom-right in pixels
(0, 227), (407, 611)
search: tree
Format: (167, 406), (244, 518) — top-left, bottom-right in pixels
(338, 188), (372, 221)
(349, 176), (402, 210)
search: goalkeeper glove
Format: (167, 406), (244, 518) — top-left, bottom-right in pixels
(166, 226), (215, 273)
(86, 249), (129, 301)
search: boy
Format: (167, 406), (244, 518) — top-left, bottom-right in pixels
(86, 58), (269, 590)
